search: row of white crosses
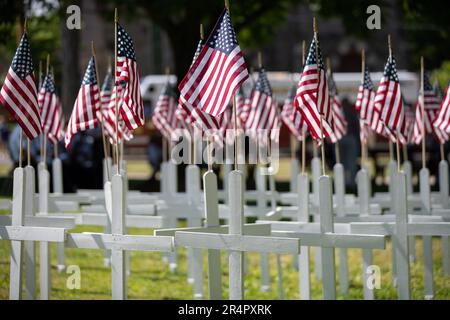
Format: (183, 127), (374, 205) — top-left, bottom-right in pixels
(1, 147), (179, 300)
(156, 168), (301, 299)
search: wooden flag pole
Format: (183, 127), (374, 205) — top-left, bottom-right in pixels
(440, 144), (445, 161)
(387, 35), (394, 166)
(165, 66), (171, 163)
(190, 24), (204, 165)
(53, 143), (58, 159)
(207, 136), (213, 171)
(388, 34), (402, 172)
(420, 56), (426, 169)
(106, 58), (112, 158)
(301, 40), (307, 174)
(326, 57), (340, 164)
(22, 19), (31, 167)
(19, 130), (23, 168)
(360, 49), (366, 167)
(27, 138), (30, 167)
(92, 41), (110, 179)
(224, 0), (239, 170)
(402, 144), (408, 162)
(113, 8), (120, 174)
(290, 45), (297, 162)
(314, 17), (326, 175)
(16, 18), (25, 168)
(38, 60), (44, 159)
(42, 54), (51, 169)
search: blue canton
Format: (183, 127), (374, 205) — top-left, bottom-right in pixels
(207, 9), (239, 54)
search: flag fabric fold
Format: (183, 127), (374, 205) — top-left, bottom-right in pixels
(179, 9), (249, 118)
(412, 73), (441, 144)
(38, 70), (64, 145)
(355, 66), (376, 130)
(328, 71), (347, 142)
(116, 24), (144, 130)
(246, 67), (279, 142)
(177, 39), (221, 132)
(433, 84), (450, 144)
(374, 55), (406, 143)
(294, 37), (334, 142)
(0, 33), (41, 139)
(65, 57), (100, 148)
(281, 85), (307, 141)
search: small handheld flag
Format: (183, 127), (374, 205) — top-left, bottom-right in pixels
(0, 33), (41, 139)
(65, 57), (100, 148)
(179, 9), (249, 117)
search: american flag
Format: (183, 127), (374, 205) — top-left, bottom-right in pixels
(152, 83), (185, 141)
(413, 73), (443, 144)
(281, 85), (307, 141)
(294, 37), (334, 141)
(375, 55), (406, 143)
(246, 67), (279, 141)
(328, 71), (347, 142)
(179, 9), (249, 117)
(433, 84), (450, 144)
(359, 120), (370, 144)
(38, 70), (64, 145)
(116, 24), (144, 130)
(0, 33), (41, 139)
(177, 39), (221, 132)
(65, 57), (100, 148)
(234, 86), (248, 129)
(355, 66), (376, 127)
(98, 70), (118, 144)
(104, 84), (126, 144)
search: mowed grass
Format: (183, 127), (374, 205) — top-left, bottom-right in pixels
(0, 223), (449, 300)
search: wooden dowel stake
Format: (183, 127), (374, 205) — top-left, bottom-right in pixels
(92, 41), (110, 180)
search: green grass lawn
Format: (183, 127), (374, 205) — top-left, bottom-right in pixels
(1, 223), (449, 300)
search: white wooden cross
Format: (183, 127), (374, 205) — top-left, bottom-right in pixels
(0, 166), (68, 300)
(438, 159), (450, 275)
(350, 171), (450, 300)
(156, 170), (300, 300)
(261, 174), (386, 300)
(156, 170), (275, 299)
(63, 173), (174, 300)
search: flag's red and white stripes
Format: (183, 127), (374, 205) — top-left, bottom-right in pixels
(375, 56), (406, 143)
(294, 38), (334, 142)
(65, 57), (100, 148)
(38, 73), (64, 145)
(281, 87), (307, 141)
(331, 95), (347, 142)
(0, 34), (41, 139)
(433, 85), (450, 144)
(412, 74), (441, 144)
(294, 67), (334, 141)
(116, 24), (145, 130)
(179, 9), (248, 118)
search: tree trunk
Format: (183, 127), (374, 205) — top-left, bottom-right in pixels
(60, 0), (81, 117)
(166, 25), (198, 86)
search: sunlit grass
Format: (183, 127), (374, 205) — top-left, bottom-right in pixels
(0, 223), (449, 300)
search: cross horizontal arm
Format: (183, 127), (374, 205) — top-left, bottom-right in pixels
(175, 231), (301, 254)
(0, 226), (66, 242)
(155, 223), (271, 237)
(66, 233), (173, 252)
(350, 222), (450, 236)
(79, 213), (165, 228)
(0, 215), (76, 228)
(271, 231), (386, 249)
(156, 204), (202, 218)
(257, 221), (350, 233)
(48, 194), (91, 203)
